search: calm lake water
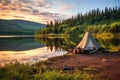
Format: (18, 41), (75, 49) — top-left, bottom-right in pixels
(0, 37), (67, 66)
(0, 35), (120, 66)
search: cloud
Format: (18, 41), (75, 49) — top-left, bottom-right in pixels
(10, 8), (16, 11)
(20, 8), (30, 13)
(0, 0), (2, 3)
(38, 3), (50, 8)
(32, 9), (40, 15)
(0, 14), (8, 16)
(1, 0), (11, 6)
(60, 3), (75, 11)
(0, 7), (8, 10)
(14, 16), (25, 18)
(20, 0), (33, 3)
(0, 0), (68, 24)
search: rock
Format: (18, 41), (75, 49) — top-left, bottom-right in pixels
(63, 65), (74, 70)
(102, 59), (109, 62)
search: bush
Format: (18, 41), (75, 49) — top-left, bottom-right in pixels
(0, 63), (92, 80)
(0, 63), (34, 80)
(34, 70), (92, 80)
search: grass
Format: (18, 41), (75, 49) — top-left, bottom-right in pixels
(34, 70), (91, 80)
(0, 62), (92, 80)
(83, 67), (97, 74)
(83, 67), (97, 71)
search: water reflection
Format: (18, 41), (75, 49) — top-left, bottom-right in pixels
(0, 37), (67, 66)
(36, 37), (77, 50)
(97, 38), (120, 52)
(36, 36), (120, 52)
(0, 35), (119, 66)
(0, 37), (45, 51)
(0, 47), (66, 66)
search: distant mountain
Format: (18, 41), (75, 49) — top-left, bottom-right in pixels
(0, 19), (45, 35)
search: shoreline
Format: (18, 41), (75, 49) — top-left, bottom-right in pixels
(34, 52), (120, 80)
(1, 51), (120, 80)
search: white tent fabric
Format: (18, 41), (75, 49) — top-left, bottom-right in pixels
(77, 32), (101, 50)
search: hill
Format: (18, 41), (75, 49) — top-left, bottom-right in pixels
(0, 19), (45, 35)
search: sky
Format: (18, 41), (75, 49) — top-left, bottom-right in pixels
(0, 0), (120, 24)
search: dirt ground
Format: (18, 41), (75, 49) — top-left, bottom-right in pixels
(47, 52), (120, 80)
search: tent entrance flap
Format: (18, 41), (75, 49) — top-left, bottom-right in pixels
(85, 38), (95, 50)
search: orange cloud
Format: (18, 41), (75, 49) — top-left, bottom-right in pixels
(0, 0), (66, 24)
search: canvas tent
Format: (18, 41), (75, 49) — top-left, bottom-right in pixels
(76, 32), (102, 53)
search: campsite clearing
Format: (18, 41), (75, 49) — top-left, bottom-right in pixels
(36, 52), (120, 80)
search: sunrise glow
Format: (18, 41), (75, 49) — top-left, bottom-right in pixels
(0, 0), (119, 24)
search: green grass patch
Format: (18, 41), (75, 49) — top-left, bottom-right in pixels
(0, 62), (93, 80)
(83, 67), (97, 72)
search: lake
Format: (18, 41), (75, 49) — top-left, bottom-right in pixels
(0, 37), (67, 66)
(0, 35), (120, 66)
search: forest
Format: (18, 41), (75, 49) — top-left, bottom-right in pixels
(36, 7), (120, 36)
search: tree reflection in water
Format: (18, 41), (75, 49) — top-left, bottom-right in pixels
(36, 36), (120, 52)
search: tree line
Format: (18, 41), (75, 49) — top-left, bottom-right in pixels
(36, 7), (120, 35)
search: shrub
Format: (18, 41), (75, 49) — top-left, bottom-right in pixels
(0, 63), (92, 80)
